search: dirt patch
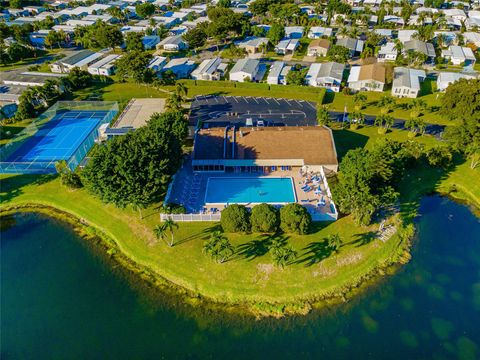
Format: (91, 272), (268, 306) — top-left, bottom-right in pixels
(253, 263), (275, 284)
(336, 252), (363, 267)
(312, 263), (336, 278)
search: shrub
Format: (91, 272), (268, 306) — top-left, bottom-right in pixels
(160, 203), (186, 214)
(426, 146), (453, 168)
(55, 160), (83, 188)
(279, 203), (311, 235)
(220, 204), (250, 233)
(251, 203), (279, 233)
(60, 172), (83, 189)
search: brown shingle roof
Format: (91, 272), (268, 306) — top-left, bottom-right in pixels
(308, 39), (331, 50)
(194, 126), (338, 166)
(359, 63), (385, 83)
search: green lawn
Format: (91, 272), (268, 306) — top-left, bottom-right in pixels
(332, 125), (438, 159)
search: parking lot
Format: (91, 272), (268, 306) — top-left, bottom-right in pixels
(189, 95), (317, 127)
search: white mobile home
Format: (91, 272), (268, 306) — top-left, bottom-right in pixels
(87, 54), (122, 76)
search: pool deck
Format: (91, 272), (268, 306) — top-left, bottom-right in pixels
(167, 159), (335, 218)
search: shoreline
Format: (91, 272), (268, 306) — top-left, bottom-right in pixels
(0, 202), (415, 318)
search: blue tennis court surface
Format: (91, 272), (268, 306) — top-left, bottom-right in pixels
(5, 110), (108, 163)
(205, 177), (296, 204)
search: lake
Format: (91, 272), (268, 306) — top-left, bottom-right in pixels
(1, 196), (479, 359)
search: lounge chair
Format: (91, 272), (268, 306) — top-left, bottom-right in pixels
(303, 186), (311, 192)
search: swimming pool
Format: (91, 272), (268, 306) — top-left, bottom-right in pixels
(204, 177), (297, 204)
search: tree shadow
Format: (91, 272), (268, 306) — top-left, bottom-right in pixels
(347, 231), (378, 247)
(295, 240), (333, 266)
(234, 233), (290, 261)
(175, 223), (222, 246)
(0, 174), (56, 203)
(323, 91), (335, 104)
(236, 236), (271, 261)
(397, 103), (410, 111)
(332, 129), (370, 159)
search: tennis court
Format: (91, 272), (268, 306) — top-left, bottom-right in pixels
(1, 101), (119, 174)
(6, 111), (108, 163)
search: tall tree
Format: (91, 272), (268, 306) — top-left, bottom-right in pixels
(82, 111), (187, 207)
(135, 3), (156, 18)
(115, 51), (153, 83)
(267, 23), (285, 45)
(182, 26), (208, 49)
(327, 44), (350, 63)
(125, 32), (144, 52)
(332, 140), (407, 225)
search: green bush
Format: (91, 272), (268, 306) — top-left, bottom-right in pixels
(426, 146), (453, 168)
(279, 203), (311, 234)
(251, 203), (279, 233)
(60, 172), (83, 189)
(160, 203), (186, 214)
(220, 204), (250, 233)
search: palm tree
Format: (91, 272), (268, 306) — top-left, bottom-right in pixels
(404, 118), (418, 136)
(153, 224), (168, 246)
(165, 92), (183, 111)
(317, 105), (331, 126)
(408, 98), (426, 118)
(327, 233), (343, 253)
(349, 26), (360, 39)
(349, 111), (365, 126)
(378, 95), (395, 114)
(162, 218), (178, 247)
(374, 114), (384, 128)
(269, 240), (297, 268)
(375, 114), (394, 131)
(383, 114), (394, 129)
(217, 237), (235, 263)
(353, 93), (367, 111)
(417, 118), (426, 135)
(175, 82), (188, 101)
(394, 38), (403, 53)
(203, 231), (234, 263)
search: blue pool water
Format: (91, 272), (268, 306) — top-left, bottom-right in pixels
(205, 177), (296, 204)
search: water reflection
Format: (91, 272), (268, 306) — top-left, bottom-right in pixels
(1, 196), (480, 359)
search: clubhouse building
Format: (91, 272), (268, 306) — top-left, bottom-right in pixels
(192, 126), (338, 174)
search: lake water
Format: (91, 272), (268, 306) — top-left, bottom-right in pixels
(1, 196), (480, 359)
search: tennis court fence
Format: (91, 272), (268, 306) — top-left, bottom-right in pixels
(0, 101), (118, 174)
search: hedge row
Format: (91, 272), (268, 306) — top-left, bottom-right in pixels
(220, 203), (312, 235)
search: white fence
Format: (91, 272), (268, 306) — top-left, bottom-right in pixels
(318, 166), (339, 221)
(160, 213), (221, 222)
